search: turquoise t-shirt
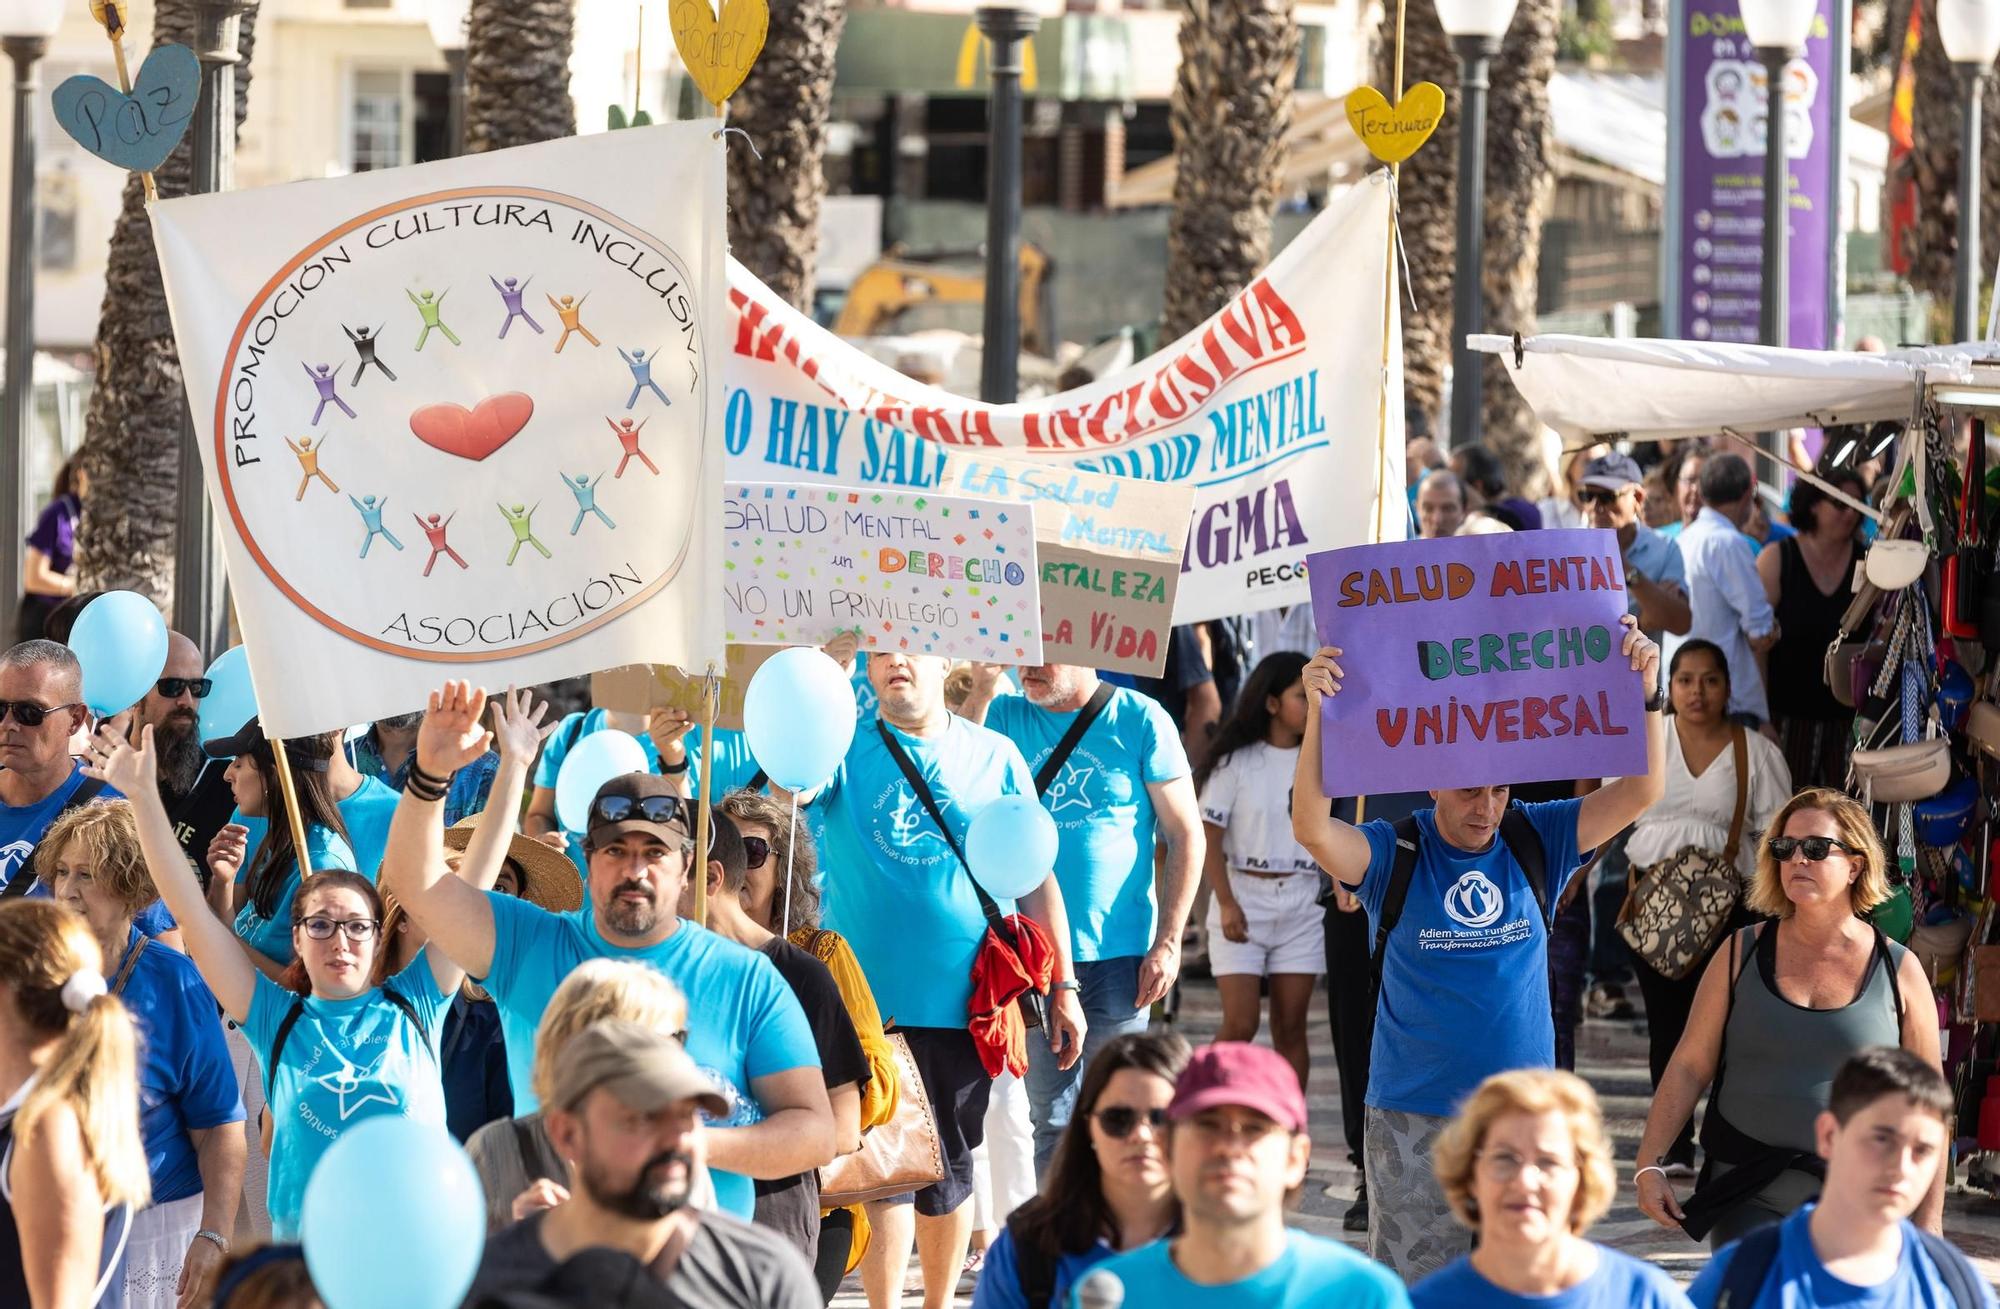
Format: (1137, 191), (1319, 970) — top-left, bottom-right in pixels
(1688, 1206), (1997, 1308)
(243, 956), (448, 1240)
(1076, 1230), (1410, 1308)
(478, 892), (820, 1217)
(233, 773), (403, 885)
(1356, 799), (1585, 1117)
(533, 709), (662, 873)
(1414, 1246), (1691, 1308)
(811, 715), (1035, 1029)
(690, 725), (763, 796)
(984, 689), (1188, 962)
(233, 824), (359, 967)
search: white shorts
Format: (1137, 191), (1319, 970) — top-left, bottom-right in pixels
(1206, 870), (1326, 978)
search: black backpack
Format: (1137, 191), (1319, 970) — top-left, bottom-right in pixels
(1712, 1220), (1985, 1308)
(1368, 807), (1550, 996)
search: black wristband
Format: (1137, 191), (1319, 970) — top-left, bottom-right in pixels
(659, 756), (690, 775)
(406, 761), (453, 801)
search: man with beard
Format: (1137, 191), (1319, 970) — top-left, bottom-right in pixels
(464, 1020), (819, 1307)
(386, 765), (831, 1224)
(352, 706), (498, 826)
(131, 631), (236, 886)
(961, 660), (1202, 1177)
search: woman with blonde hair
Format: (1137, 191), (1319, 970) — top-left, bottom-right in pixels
(0, 897), (151, 1307)
(1635, 788), (1941, 1247)
(1415, 1068), (1687, 1306)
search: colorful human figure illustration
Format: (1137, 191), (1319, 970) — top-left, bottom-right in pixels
(490, 275), (545, 339)
(563, 472), (616, 535)
(343, 325), (396, 385)
(286, 435), (339, 501)
(617, 346), (672, 410)
(606, 417), (659, 479)
(303, 363), (358, 424)
(415, 512), (467, 576)
(349, 494), (404, 557)
(497, 503), (552, 565)
(408, 288), (461, 351)
(547, 292), (600, 353)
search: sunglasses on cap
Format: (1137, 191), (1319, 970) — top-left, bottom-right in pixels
(155, 677), (213, 699)
(1767, 835), (1859, 863)
(1093, 1106), (1169, 1139)
(588, 793), (690, 831)
(0, 700), (80, 728)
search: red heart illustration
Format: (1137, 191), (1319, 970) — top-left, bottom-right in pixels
(408, 392), (534, 461)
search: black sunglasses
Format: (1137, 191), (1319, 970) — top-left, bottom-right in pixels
(589, 794), (689, 830)
(1767, 835), (1859, 863)
(1093, 1106), (1169, 1139)
(1576, 487), (1625, 507)
(295, 916), (380, 941)
(155, 677), (213, 699)
(0, 700), (79, 728)
(743, 835), (770, 869)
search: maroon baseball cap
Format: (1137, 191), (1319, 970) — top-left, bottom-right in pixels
(1168, 1042), (1308, 1133)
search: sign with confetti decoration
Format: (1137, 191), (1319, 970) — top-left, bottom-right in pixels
(149, 123), (726, 738)
(723, 482), (1042, 663)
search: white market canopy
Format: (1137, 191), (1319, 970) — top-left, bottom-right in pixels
(1468, 333), (1986, 442)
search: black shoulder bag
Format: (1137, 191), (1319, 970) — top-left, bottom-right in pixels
(1033, 683), (1114, 798)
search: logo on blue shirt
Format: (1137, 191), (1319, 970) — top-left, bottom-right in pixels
(1045, 760), (1096, 816)
(1443, 871), (1505, 929)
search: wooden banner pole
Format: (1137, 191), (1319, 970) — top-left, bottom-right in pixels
(267, 735), (312, 880)
(691, 662), (719, 927)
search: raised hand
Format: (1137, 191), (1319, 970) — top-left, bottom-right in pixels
(822, 628), (860, 672)
(646, 706), (696, 759)
(418, 681), (492, 775)
(1301, 646), (1345, 705)
(488, 686), (555, 765)
(82, 722), (158, 800)
(207, 824), (250, 887)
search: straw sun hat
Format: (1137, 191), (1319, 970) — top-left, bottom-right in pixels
(441, 814), (583, 914)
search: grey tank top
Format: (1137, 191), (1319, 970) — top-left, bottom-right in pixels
(1717, 923), (1906, 1154)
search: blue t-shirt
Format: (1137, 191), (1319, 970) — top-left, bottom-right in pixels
(1414, 1246), (1691, 1308)
(1688, 1206), (1998, 1308)
(113, 925), (244, 1205)
(1356, 799), (1585, 1116)
(812, 715), (1036, 1029)
(984, 689), (1188, 962)
(690, 725), (763, 796)
(974, 1229), (1117, 1309)
(533, 709), (662, 873)
(242, 956), (448, 1240)
(233, 824), (359, 967)
(0, 765), (122, 891)
(1076, 1229), (1409, 1308)
(234, 774), (400, 882)
(479, 894), (819, 1218)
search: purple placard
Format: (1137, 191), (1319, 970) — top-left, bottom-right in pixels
(1671, 0), (1835, 348)
(1306, 529), (1650, 797)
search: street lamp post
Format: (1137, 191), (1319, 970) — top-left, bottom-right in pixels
(426, 0), (470, 158)
(975, 3), (1040, 405)
(1739, 0), (1816, 350)
(1435, 0), (1519, 451)
(1940, 0), (2000, 343)
(0, 0), (63, 644)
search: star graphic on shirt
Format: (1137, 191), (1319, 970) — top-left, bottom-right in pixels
(1045, 762), (1096, 815)
(887, 794), (950, 856)
(314, 1061), (402, 1121)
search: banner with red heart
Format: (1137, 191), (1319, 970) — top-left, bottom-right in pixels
(409, 392), (535, 461)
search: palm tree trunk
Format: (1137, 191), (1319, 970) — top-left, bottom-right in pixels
(75, 4), (258, 601)
(1377, 3), (1459, 440)
(726, 0), (847, 311)
(1161, 0), (1300, 341)
(1906, 0), (2000, 327)
(464, 0), (576, 155)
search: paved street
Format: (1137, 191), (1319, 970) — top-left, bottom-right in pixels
(836, 973), (2000, 1304)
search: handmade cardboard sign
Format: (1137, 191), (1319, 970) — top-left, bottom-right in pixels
(52, 43), (197, 174)
(1306, 528), (1648, 796)
(723, 482), (1041, 662)
(1344, 83), (1445, 164)
(591, 644), (777, 729)
(940, 453), (1191, 676)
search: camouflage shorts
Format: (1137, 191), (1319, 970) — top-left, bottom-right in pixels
(1364, 1104), (1471, 1284)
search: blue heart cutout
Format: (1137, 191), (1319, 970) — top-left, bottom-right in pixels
(52, 43), (199, 175)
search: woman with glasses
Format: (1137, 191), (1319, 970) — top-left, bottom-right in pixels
(1634, 789), (1941, 1247)
(34, 801), (245, 1309)
(972, 1032), (1188, 1309)
(83, 681), (517, 1241)
(1755, 472), (1870, 789)
(1414, 1069), (1689, 1307)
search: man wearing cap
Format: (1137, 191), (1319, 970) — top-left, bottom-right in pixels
(1075, 1041), (1408, 1306)
(387, 764), (832, 1225)
(1576, 451), (1691, 641)
(353, 707), (499, 827)
(465, 1020), (819, 1308)
(0, 640), (118, 893)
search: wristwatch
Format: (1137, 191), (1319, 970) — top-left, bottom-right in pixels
(194, 1229), (229, 1255)
(1051, 979), (1082, 994)
(1644, 675), (1668, 714)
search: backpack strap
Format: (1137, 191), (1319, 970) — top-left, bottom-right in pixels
(1915, 1229), (1986, 1309)
(1714, 1222), (1784, 1308)
(1, 776), (107, 897)
(1498, 807), (1552, 928)
(746, 768), (769, 794)
(1005, 1215), (1060, 1309)
(266, 996), (308, 1102)
(1034, 683), (1114, 798)
(1369, 817), (1424, 997)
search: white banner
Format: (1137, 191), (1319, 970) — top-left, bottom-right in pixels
(723, 174), (1404, 623)
(152, 124), (726, 737)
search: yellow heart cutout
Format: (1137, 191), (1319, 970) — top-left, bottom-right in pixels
(670, 0), (770, 109)
(1345, 83), (1446, 164)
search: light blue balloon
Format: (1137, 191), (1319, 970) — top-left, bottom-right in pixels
(301, 1117), (484, 1309)
(69, 591), (168, 716)
(198, 646), (258, 747)
(966, 795), (1057, 901)
(743, 648), (857, 790)
(555, 729), (650, 833)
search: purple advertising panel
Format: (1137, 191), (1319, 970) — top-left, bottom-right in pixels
(1306, 530), (1649, 797)
(1668, 0), (1838, 349)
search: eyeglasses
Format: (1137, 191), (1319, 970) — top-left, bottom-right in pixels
(588, 794), (688, 830)
(0, 700), (79, 728)
(155, 677), (213, 699)
(1576, 487), (1625, 508)
(742, 835), (770, 869)
(295, 916), (381, 941)
(1092, 1106), (1169, 1139)
(1478, 1149), (1577, 1182)
(1767, 835), (1859, 863)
